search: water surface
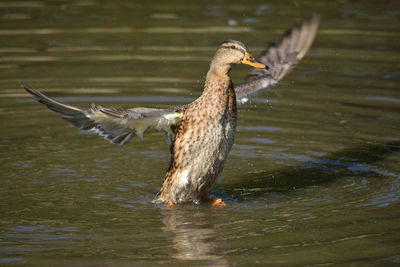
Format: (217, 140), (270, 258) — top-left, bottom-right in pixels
(1, 0), (399, 265)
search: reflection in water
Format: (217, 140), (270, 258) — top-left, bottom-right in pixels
(227, 141), (400, 199)
(161, 207), (228, 266)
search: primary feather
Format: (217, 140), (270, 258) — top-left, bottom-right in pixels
(23, 84), (182, 146)
(235, 14), (320, 103)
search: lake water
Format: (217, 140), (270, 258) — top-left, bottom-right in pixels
(1, 0), (399, 265)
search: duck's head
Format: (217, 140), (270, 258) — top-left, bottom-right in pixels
(210, 40), (267, 73)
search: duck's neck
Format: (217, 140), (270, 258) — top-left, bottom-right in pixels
(208, 60), (232, 77)
(203, 62), (232, 95)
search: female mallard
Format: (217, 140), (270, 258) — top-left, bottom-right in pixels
(23, 15), (320, 206)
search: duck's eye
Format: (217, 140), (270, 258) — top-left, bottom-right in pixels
(230, 45), (236, 49)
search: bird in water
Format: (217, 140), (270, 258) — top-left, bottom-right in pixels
(23, 15), (320, 207)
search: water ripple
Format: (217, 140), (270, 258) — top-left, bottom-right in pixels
(0, 26), (252, 35)
(18, 96), (195, 103)
(367, 96), (400, 104)
(0, 1), (44, 7)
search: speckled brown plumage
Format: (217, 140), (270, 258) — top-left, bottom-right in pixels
(153, 40), (265, 204)
(156, 71), (237, 204)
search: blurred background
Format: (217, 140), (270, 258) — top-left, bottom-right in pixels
(1, 0), (399, 265)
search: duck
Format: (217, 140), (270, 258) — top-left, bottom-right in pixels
(23, 14), (320, 207)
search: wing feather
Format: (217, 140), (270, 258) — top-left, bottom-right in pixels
(235, 14), (320, 103)
(22, 84), (182, 146)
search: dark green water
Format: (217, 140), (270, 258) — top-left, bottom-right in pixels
(1, 0), (399, 265)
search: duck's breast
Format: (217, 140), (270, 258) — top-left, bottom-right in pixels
(169, 84), (237, 202)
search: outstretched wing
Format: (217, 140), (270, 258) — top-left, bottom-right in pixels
(23, 84), (183, 146)
(235, 14), (320, 103)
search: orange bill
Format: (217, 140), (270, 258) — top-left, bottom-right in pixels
(241, 51), (267, 69)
